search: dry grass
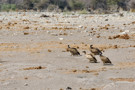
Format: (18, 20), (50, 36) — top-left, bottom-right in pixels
(23, 66), (46, 70)
(24, 77), (28, 80)
(118, 62), (135, 68)
(24, 26), (30, 29)
(65, 67), (107, 74)
(132, 21), (135, 24)
(110, 78), (135, 82)
(0, 42), (132, 54)
(48, 49), (52, 52)
(24, 32), (29, 35)
(79, 87), (101, 90)
(109, 34), (130, 40)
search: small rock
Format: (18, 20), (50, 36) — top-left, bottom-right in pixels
(89, 38), (92, 40)
(24, 26), (29, 29)
(46, 31), (50, 34)
(79, 25), (83, 28)
(66, 87), (72, 90)
(48, 49), (52, 52)
(59, 38), (64, 40)
(24, 83), (28, 86)
(3, 82), (10, 85)
(51, 33), (58, 36)
(91, 88), (96, 90)
(24, 32), (29, 35)
(105, 19), (108, 21)
(24, 77), (28, 80)
(40, 14), (49, 18)
(86, 66), (89, 68)
(119, 13), (124, 17)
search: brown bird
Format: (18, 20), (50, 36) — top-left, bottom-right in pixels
(82, 51), (97, 63)
(66, 45), (80, 56)
(99, 54), (112, 65)
(89, 45), (102, 55)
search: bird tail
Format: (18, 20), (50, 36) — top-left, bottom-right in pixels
(78, 52), (82, 56)
(100, 51), (102, 55)
(99, 52), (102, 56)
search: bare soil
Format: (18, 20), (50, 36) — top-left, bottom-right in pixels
(0, 12), (135, 90)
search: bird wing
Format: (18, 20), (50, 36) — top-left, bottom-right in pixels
(72, 48), (80, 53)
(86, 54), (92, 59)
(106, 58), (111, 63)
(69, 48), (80, 55)
(90, 48), (96, 52)
(96, 48), (102, 54)
(93, 57), (97, 61)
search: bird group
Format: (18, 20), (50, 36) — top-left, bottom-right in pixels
(67, 45), (112, 65)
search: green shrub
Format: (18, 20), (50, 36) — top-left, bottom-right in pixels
(67, 0), (84, 10)
(36, 0), (49, 10)
(78, 9), (88, 14)
(107, 0), (117, 5)
(47, 4), (57, 11)
(63, 11), (73, 15)
(10, 4), (16, 11)
(1, 4), (16, 11)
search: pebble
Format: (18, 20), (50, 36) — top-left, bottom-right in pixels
(24, 83), (28, 86)
(59, 38), (64, 40)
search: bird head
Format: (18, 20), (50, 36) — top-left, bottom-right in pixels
(68, 45), (70, 48)
(82, 51), (86, 54)
(90, 45), (93, 48)
(99, 53), (103, 56)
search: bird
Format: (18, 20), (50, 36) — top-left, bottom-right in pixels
(99, 54), (112, 65)
(82, 51), (97, 63)
(89, 45), (102, 55)
(66, 45), (80, 56)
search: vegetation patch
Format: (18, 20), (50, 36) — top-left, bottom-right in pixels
(0, 4), (16, 11)
(110, 78), (135, 82)
(23, 66), (46, 70)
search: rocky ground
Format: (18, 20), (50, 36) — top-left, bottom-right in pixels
(0, 11), (135, 90)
